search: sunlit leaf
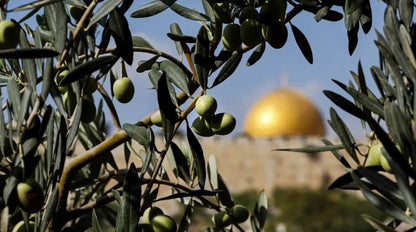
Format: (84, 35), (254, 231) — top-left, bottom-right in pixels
(170, 3), (209, 21)
(130, 0), (176, 18)
(87, 0), (123, 29)
(160, 60), (190, 96)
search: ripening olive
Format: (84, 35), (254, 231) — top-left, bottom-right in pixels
(212, 211), (231, 228)
(222, 24), (242, 51)
(143, 206), (164, 224)
(262, 21), (288, 49)
(0, 20), (19, 49)
(192, 116), (214, 137)
(17, 179), (44, 213)
(230, 205), (249, 223)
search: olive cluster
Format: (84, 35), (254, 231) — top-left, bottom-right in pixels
(192, 95), (236, 137)
(211, 205), (250, 228)
(57, 70), (99, 123)
(140, 207), (177, 232)
(216, 0), (288, 51)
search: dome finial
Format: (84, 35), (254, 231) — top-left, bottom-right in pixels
(280, 73), (289, 88)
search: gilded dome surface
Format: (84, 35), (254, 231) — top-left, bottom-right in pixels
(243, 88), (325, 137)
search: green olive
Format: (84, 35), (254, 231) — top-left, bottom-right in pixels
(240, 19), (263, 47)
(113, 77), (135, 103)
(192, 116), (214, 137)
(262, 21), (288, 49)
(57, 70), (69, 93)
(367, 142), (383, 166)
(17, 179), (44, 213)
(230, 205), (249, 223)
(150, 110), (163, 127)
(0, 20), (19, 49)
(82, 76), (98, 95)
(12, 221), (35, 232)
(63, 90), (77, 115)
(222, 24), (242, 52)
(143, 206), (164, 224)
(69, 5), (86, 21)
(239, 6), (260, 24)
(211, 211), (231, 228)
(210, 113), (236, 135)
(80, 98), (96, 123)
(196, 95), (217, 117)
(151, 215), (177, 232)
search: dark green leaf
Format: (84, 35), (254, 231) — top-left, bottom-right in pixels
(137, 55), (160, 73)
(290, 23), (313, 64)
(345, 0), (365, 14)
(109, 8), (133, 65)
(321, 138), (351, 168)
(60, 55), (119, 85)
(41, 57), (53, 102)
(178, 199), (194, 232)
(157, 75), (177, 141)
(212, 51), (242, 87)
(132, 36), (154, 48)
(246, 42), (266, 66)
(328, 108), (359, 164)
(217, 174), (234, 208)
(171, 142), (191, 183)
(362, 214), (396, 232)
(156, 189), (219, 202)
(19, 30), (37, 91)
(170, 3), (209, 21)
(160, 60), (190, 96)
(347, 25), (359, 55)
(201, 0), (215, 22)
(323, 90), (368, 120)
(7, 79), (21, 118)
(40, 187), (59, 232)
(130, 0), (176, 18)
(123, 123), (149, 148)
(273, 143), (347, 153)
(351, 171), (416, 225)
(166, 32), (196, 43)
(186, 124), (206, 189)
(0, 48), (58, 58)
(87, 0), (123, 29)
(254, 190), (267, 229)
(314, 6), (329, 22)
(92, 209), (104, 232)
(399, 0), (413, 28)
(66, 98), (82, 153)
(194, 26), (210, 91)
(115, 164), (141, 232)
(360, 1), (372, 34)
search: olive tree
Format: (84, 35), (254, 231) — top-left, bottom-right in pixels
(0, 0), (388, 231)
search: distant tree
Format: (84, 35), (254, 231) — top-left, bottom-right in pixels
(0, 0), (397, 231)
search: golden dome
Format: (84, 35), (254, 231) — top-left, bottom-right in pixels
(243, 88), (325, 138)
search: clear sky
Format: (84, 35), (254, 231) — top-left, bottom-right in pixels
(7, 0), (387, 139)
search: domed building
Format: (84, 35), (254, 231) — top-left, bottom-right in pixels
(243, 87), (325, 138)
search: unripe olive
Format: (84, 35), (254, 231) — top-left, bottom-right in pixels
(222, 24), (242, 51)
(213, 3), (233, 23)
(82, 76), (98, 95)
(113, 77), (135, 103)
(239, 6), (261, 24)
(262, 21), (288, 49)
(380, 154), (391, 172)
(211, 211), (231, 228)
(192, 116), (214, 137)
(240, 19), (263, 47)
(69, 5), (86, 21)
(143, 206), (164, 224)
(17, 179), (44, 213)
(12, 221), (35, 232)
(150, 110), (163, 127)
(210, 113), (236, 135)
(367, 142), (383, 166)
(57, 70), (69, 93)
(80, 98), (96, 123)
(0, 20), (19, 49)
(196, 95), (217, 117)
(230, 205), (249, 223)
(151, 214), (177, 232)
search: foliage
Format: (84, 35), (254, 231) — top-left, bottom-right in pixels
(0, 0), (385, 231)
(276, 0), (416, 231)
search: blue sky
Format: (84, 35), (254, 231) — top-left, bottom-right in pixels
(7, 1), (387, 139)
